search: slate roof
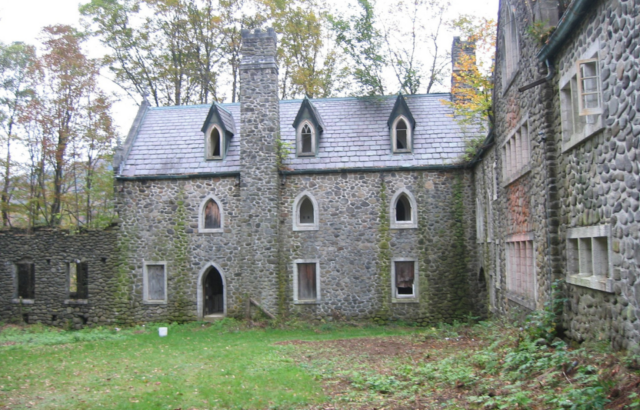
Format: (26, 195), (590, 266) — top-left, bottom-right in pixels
(119, 94), (477, 177)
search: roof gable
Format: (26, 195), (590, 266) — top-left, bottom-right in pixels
(201, 103), (236, 136)
(292, 97), (325, 132)
(387, 93), (416, 129)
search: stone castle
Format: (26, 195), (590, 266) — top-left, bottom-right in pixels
(1, 0), (639, 351)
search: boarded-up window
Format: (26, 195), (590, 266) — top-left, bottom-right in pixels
(17, 263), (35, 299)
(297, 263), (317, 300)
(146, 264), (166, 301)
(69, 262), (89, 299)
(204, 199), (221, 229)
(395, 261), (415, 296)
(299, 197), (314, 224)
(395, 119), (408, 150)
(396, 195), (411, 222)
(301, 124), (313, 153)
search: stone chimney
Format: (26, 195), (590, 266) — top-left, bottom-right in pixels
(451, 36), (476, 103)
(238, 28), (281, 315)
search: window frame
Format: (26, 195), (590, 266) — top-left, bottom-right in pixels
(198, 194), (225, 233)
(505, 232), (536, 309)
(576, 58), (603, 116)
(391, 115), (412, 153)
(293, 259), (321, 304)
(391, 258), (419, 303)
(559, 41), (603, 152)
(501, 0), (520, 92)
(390, 188), (418, 229)
(476, 197), (485, 243)
(501, 116), (531, 185)
(143, 261), (168, 304)
(565, 225), (613, 293)
(292, 191), (319, 231)
(296, 120), (317, 157)
(205, 124), (225, 160)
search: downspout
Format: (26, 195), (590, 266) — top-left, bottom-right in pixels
(518, 60), (555, 92)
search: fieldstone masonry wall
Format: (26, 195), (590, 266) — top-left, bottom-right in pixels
(0, 230), (117, 327)
(480, 0), (640, 352)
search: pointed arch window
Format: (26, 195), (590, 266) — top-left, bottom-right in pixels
(297, 121), (316, 156)
(293, 192), (319, 231)
(198, 195), (224, 233)
(206, 125), (224, 160)
(392, 116), (412, 153)
(390, 189), (418, 229)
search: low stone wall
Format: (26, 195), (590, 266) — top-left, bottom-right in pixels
(0, 229), (118, 327)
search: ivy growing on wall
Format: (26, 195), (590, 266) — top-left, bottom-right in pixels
(373, 178), (391, 324)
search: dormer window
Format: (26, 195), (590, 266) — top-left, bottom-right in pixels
(388, 94), (416, 154)
(207, 125), (223, 159)
(297, 121), (316, 156)
(393, 117), (411, 152)
(201, 102), (235, 161)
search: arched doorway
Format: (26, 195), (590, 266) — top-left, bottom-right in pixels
(203, 267), (224, 316)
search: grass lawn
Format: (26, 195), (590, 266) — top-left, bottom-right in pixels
(1, 318), (640, 409)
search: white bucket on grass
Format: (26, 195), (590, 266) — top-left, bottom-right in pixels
(158, 327), (168, 337)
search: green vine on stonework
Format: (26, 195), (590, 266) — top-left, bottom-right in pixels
(449, 173), (472, 319)
(275, 134), (293, 171)
(114, 228), (135, 325)
(168, 191), (191, 322)
(374, 179), (392, 324)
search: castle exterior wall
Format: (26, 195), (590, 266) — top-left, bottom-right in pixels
(484, 0), (640, 351)
(280, 169), (481, 324)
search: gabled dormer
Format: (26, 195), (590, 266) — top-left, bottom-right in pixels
(388, 93), (416, 153)
(292, 97), (325, 157)
(201, 103), (236, 160)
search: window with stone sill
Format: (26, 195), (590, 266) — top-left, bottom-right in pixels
(392, 116), (412, 153)
(198, 195), (224, 233)
(565, 225), (613, 293)
(501, 118), (530, 183)
(293, 260), (320, 303)
(476, 197), (484, 243)
(143, 262), (167, 304)
(206, 124), (225, 160)
(392, 259), (419, 302)
(297, 121), (316, 157)
(293, 192), (319, 231)
(559, 42), (603, 152)
(505, 233), (535, 308)
(68, 261), (88, 300)
(390, 189), (418, 229)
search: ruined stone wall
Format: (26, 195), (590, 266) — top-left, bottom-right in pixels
(485, 0), (640, 351)
(279, 169), (481, 324)
(0, 229), (117, 327)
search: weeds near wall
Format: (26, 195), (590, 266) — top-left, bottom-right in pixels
(275, 134), (293, 171)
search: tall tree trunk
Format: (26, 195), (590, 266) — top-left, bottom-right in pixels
(2, 118), (13, 227)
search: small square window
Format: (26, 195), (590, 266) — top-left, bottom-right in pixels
(144, 263), (167, 303)
(565, 225), (612, 292)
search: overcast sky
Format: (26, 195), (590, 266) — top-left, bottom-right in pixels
(0, 0), (499, 137)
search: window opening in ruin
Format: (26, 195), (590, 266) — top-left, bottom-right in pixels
(144, 263), (167, 303)
(51, 315), (57, 322)
(209, 126), (222, 158)
(299, 197), (314, 224)
(203, 267), (224, 315)
(297, 263), (317, 301)
(502, 1), (520, 89)
(502, 119), (530, 183)
(395, 261), (415, 297)
(395, 194), (411, 222)
(395, 119), (408, 150)
(68, 261), (89, 299)
(301, 124), (313, 154)
(478, 267), (486, 285)
(204, 199), (221, 229)
(16, 262), (35, 299)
